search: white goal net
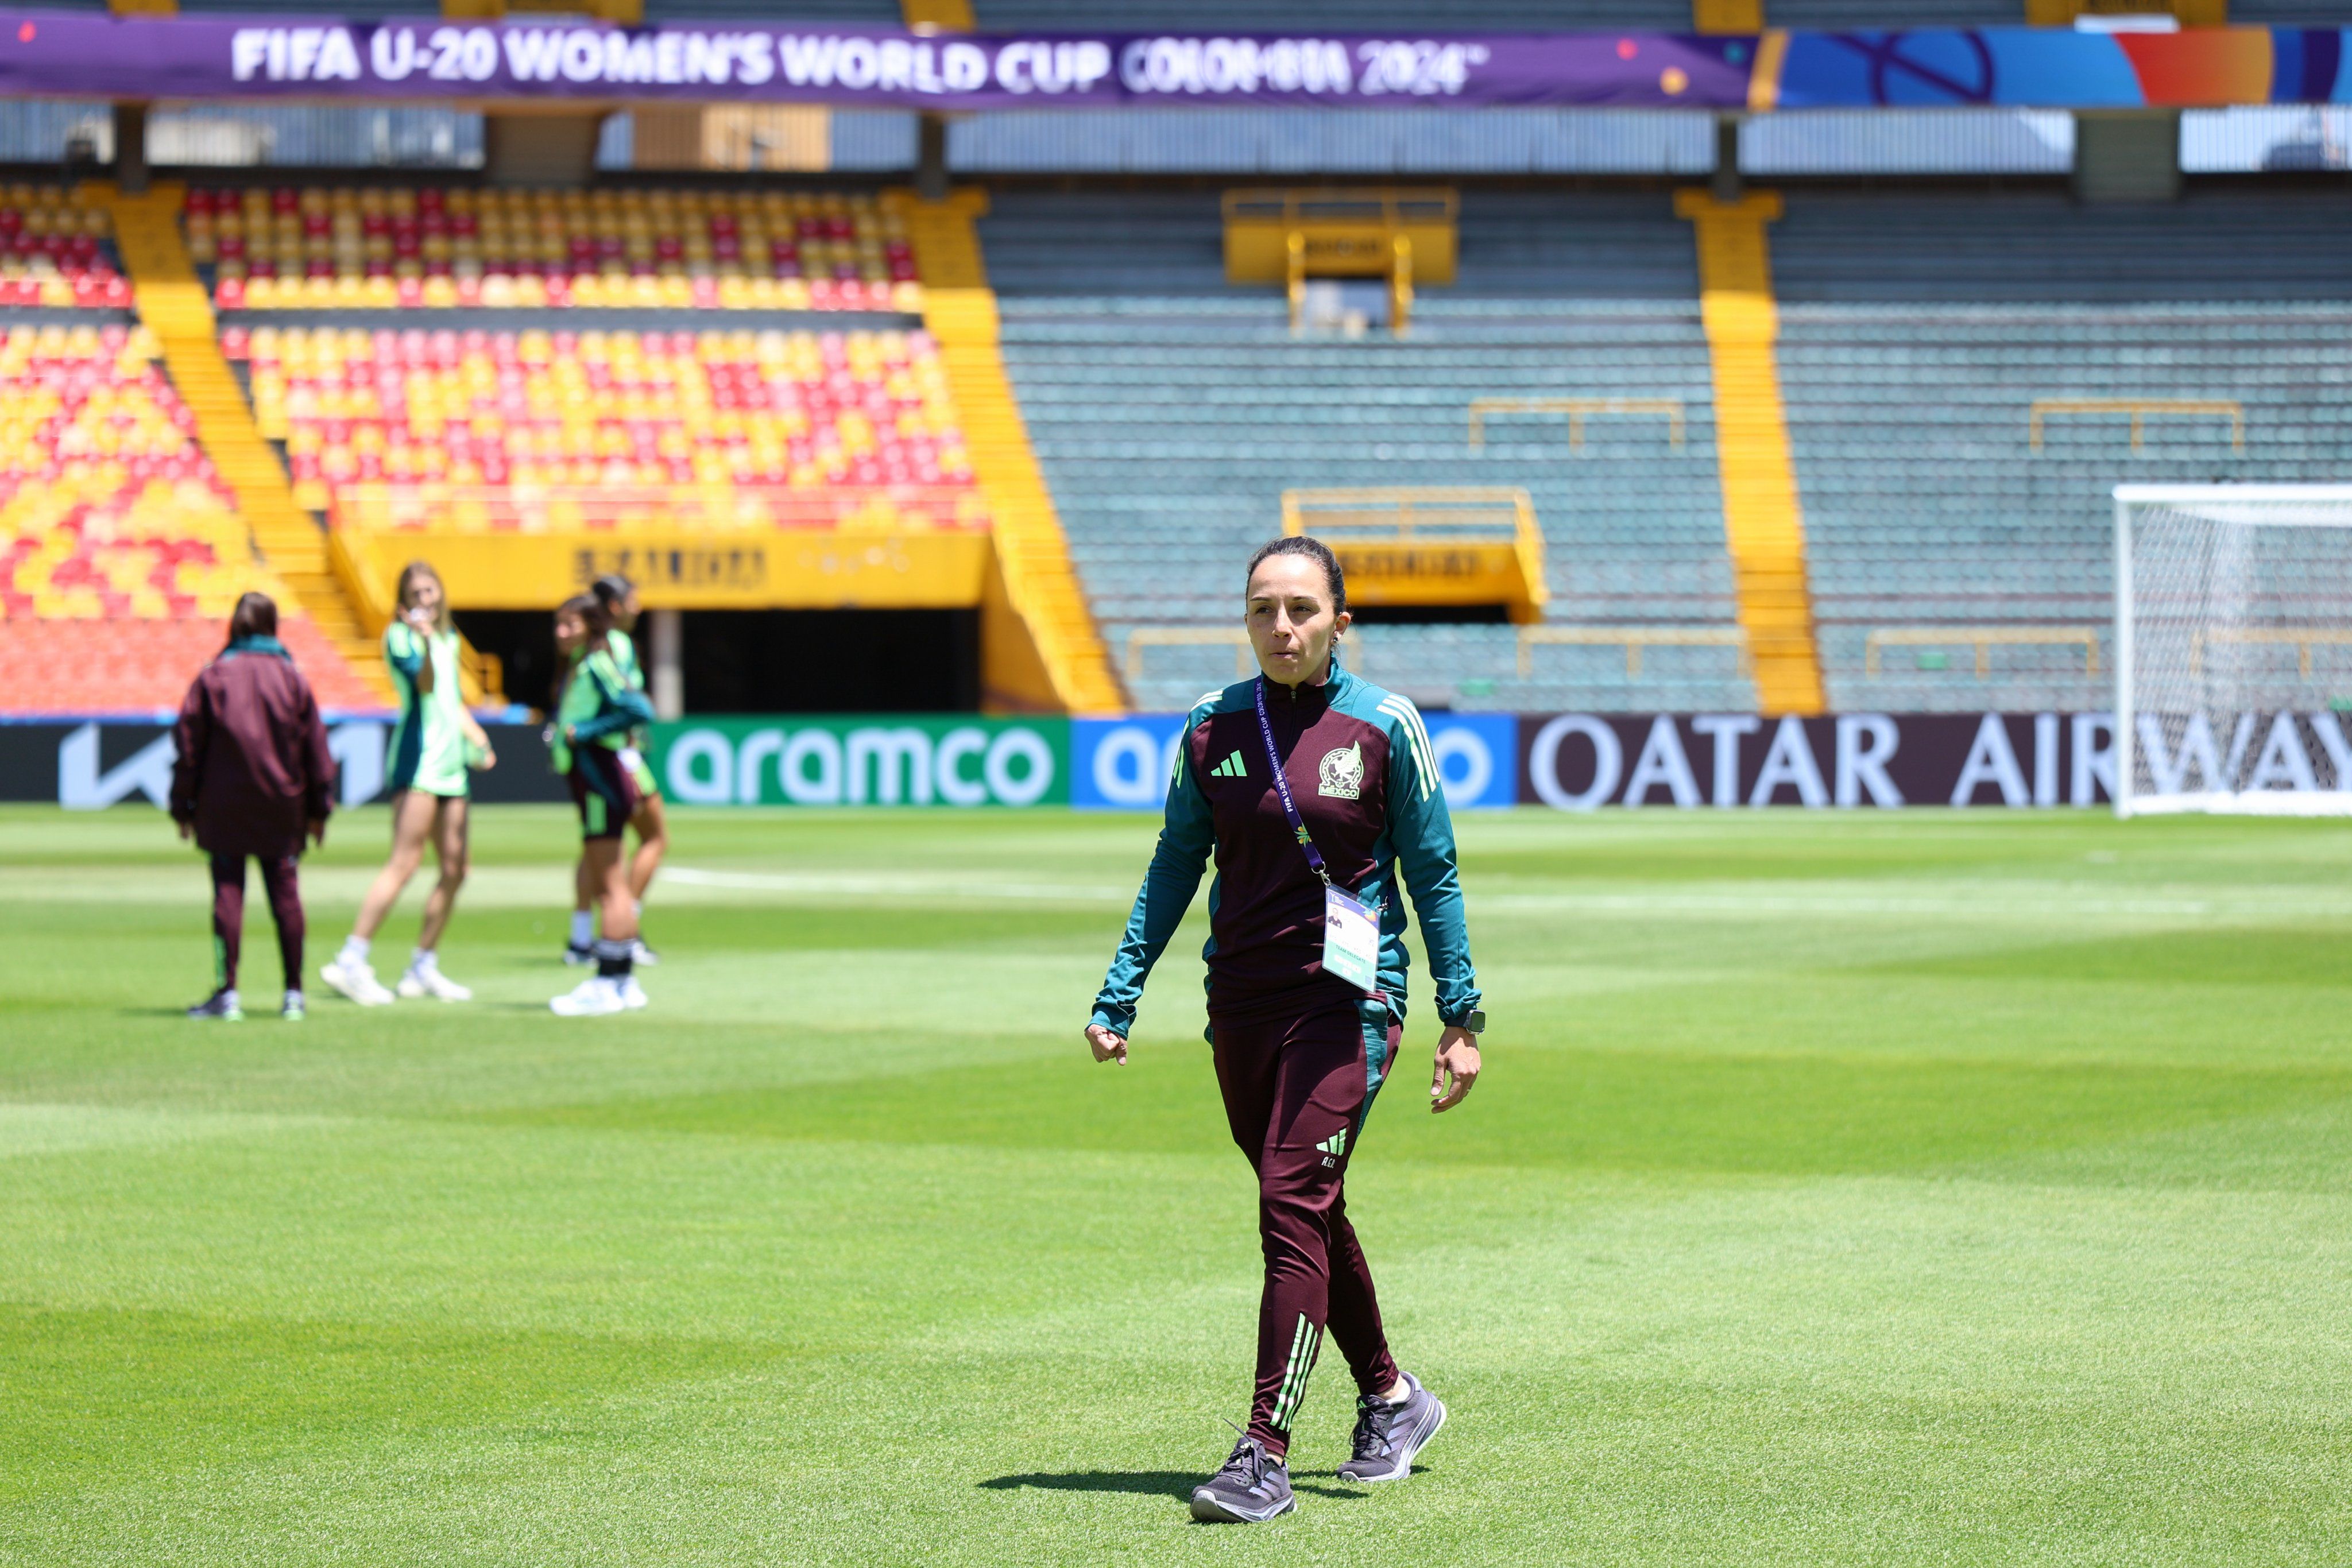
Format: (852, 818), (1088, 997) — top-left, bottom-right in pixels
(2115, 485), (2352, 816)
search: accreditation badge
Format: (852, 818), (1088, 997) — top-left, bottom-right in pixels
(1322, 886), (1380, 993)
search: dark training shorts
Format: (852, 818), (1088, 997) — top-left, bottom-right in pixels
(568, 745), (642, 842)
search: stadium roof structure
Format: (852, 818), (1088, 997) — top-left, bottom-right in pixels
(0, 12), (2342, 114)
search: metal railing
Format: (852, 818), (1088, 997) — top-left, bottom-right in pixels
(1125, 626), (1255, 679)
(2028, 398), (2245, 454)
(1123, 624), (1750, 684)
(1864, 625), (2101, 678)
(2189, 626), (2352, 679)
(1517, 624), (1748, 678)
(1467, 397), (1686, 454)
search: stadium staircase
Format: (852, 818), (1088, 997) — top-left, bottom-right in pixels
(102, 183), (395, 707)
(890, 188), (1125, 714)
(1675, 189), (1825, 717)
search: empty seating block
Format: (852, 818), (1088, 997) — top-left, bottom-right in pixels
(188, 185), (920, 312)
(0, 322), (374, 711)
(227, 324), (982, 532)
(1772, 192), (2352, 714)
(0, 184), (127, 308)
(982, 190), (1747, 714)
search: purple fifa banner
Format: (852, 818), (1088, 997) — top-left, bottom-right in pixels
(0, 14), (1755, 108)
(0, 11), (2337, 109)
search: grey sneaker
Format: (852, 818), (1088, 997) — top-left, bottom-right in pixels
(1190, 1436), (1294, 1523)
(186, 988), (242, 1021)
(1334, 1371), (1447, 1484)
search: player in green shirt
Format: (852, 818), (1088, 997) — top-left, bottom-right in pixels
(550, 592), (657, 1017)
(322, 562), (496, 1007)
(562, 574), (668, 969)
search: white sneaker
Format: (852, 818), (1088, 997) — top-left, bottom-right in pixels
(397, 964), (473, 1002)
(629, 938), (660, 967)
(320, 956), (394, 1006)
(550, 977), (628, 1017)
(620, 975), (649, 1010)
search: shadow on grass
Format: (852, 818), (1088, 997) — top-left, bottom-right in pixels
(980, 1471), (1196, 1500)
(977, 1470), (1378, 1504)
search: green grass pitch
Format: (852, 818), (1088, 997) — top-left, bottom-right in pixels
(3, 802), (2350, 1565)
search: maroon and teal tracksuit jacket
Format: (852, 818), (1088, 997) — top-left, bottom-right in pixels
(1089, 655), (1482, 1040)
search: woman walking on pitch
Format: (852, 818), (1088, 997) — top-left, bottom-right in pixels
(1086, 536), (1485, 1524)
(170, 593), (336, 1021)
(321, 561), (495, 1005)
(549, 593), (656, 1016)
(562, 573), (666, 967)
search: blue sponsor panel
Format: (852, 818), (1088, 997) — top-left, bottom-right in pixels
(1072, 715), (1187, 811)
(1422, 712), (1518, 810)
(1073, 713), (1519, 811)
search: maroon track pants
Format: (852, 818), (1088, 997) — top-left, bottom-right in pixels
(211, 853), (305, 994)
(1211, 989), (1402, 1457)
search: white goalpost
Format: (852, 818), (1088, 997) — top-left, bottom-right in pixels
(2114, 484), (2352, 818)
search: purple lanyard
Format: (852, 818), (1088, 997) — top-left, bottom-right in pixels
(1254, 676), (1331, 889)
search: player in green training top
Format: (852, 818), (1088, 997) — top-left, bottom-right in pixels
(322, 561), (496, 1007)
(549, 593), (656, 1016)
(561, 574), (667, 969)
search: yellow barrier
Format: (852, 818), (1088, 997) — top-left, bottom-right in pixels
(2189, 626), (2352, 679)
(1864, 625), (2101, 678)
(2028, 398), (2245, 454)
(1516, 625), (1749, 678)
(336, 525), (992, 611)
(1467, 397), (1686, 454)
(1126, 626), (1255, 680)
(1225, 188), (1457, 285)
(1282, 487), (1549, 623)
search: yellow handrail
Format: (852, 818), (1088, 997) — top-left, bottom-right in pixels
(1467, 397), (1686, 454)
(1864, 625), (2101, 678)
(2189, 626), (2352, 679)
(2028, 398), (2245, 454)
(1126, 626), (1255, 679)
(1517, 625), (1749, 679)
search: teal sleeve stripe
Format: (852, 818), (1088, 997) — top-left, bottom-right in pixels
(1090, 707), (1216, 1036)
(383, 625), (424, 680)
(1382, 700), (1483, 1027)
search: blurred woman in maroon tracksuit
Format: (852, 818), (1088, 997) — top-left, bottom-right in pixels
(169, 593), (336, 1021)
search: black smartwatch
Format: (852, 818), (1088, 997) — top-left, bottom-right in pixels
(1455, 1009), (1486, 1035)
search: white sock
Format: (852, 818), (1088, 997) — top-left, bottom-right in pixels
(339, 935), (369, 964)
(570, 911), (594, 946)
(410, 948), (436, 974)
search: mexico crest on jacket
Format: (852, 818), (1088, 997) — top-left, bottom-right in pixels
(1317, 741), (1363, 800)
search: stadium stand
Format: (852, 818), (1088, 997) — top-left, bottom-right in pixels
(0, 320), (377, 712)
(981, 188), (1748, 714)
(0, 184), (129, 309)
(227, 322), (981, 528)
(184, 184), (920, 313)
(1771, 190), (2352, 714)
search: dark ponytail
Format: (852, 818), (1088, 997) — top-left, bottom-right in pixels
(1245, 535), (1348, 617)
